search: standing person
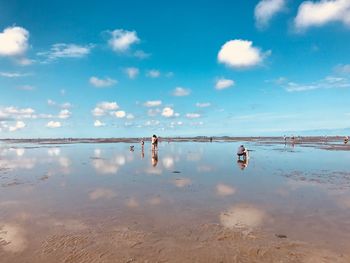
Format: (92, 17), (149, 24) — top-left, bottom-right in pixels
(237, 145), (248, 160)
(345, 136), (349, 144)
(151, 134), (158, 150)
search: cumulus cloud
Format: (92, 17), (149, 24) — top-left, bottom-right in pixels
(108, 29), (140, 52)
(126, 113), (134, 119)
(125, 67), (139, 79)
(89, 76), (117, 88)
(172, 87), (191, 96)
(295, 0), (350, 31)
(94, 120), (105, 127)
(46, 121), (61, 128)
(255, 0), (286, 28)
(148, 108), (161, 117)
(186, 113), (201, 119)
(92, 102), (119, 116)
(215, 78), (235, 90)
(218, 39), (270, 68)
(0, 107), (35, 120)
(0, 26), (29, 56)
(114, 110), (126, 118)
(144, 100), (162, 107)
(146, 70), (160, 78)
(58, 109), (71, 119)
(8, 121), (26, 132)
(37, 43), (93, 61)
(162, 107), (174, 117)
(133, 50), (151, 59)
(196, 102), (211, 108)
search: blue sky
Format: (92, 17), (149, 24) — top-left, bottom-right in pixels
(0, 0), (350, 138)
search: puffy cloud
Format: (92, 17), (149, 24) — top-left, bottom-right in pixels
(0, 26), (29, 56)
(148, 108), (161, 117)
(215, 78), (235, 90)
(0, 107), (35, 120)
(196, 102), (211, 108)
(218, 39), (270, 68)
(125, 67), (139, 79)
(186, 113), (201, 119)
(255, 0), (286, 28)
(162, 107), (174, 117)
(144, 100), (162, 107)
(58, 109), (71, 119)
(9, 121), (26, 132)
(46, 121), (61, 128)
(295, 0), (350, 30)
(172, 87), (191, 96)
(37, 43), (93, 61)
(108, 29), (140, 52)
(89, 76), (117, 88)
(92, 102), (119, 116)
(146, 70), (160, 78)
(94, 120), (105, 127)
(145, 120), (160, 126)
(114, 110), (126, 118)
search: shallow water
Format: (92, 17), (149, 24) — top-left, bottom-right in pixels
(1, 141), (350, 262)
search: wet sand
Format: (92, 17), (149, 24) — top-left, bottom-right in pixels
(1, 138), (350, 262)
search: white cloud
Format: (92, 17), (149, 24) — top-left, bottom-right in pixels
(148, 108), (161, 117)
(114, 110), (126, 118)
(162, 107), (174, 118)
(58, 109), (71, 119)
(295, 0), (350, 30)
(46, 121), (61, 128)
(284, 76), (350, 92)
(218, 39), (270, 68)
(0, 107), (35, 120)
(125, 67), (139, 79)
(146, 70), (160, 78)
(145, 120), (160, 126)
(92, 102), (119, 117)
(9, 121), (26, 132)
(0, 26), (29, 56)
(172, 87), (191, 96)
(255, 0), (286, 28)
(196, 102), (211, 108)
(133, 50), (151, 59)
(335, 64), (350, 74)
(144, 100), (162, 107)
(0, 72), (29, 78)
(186, 113), (201, 119)
(215, 78), (235, 90)
(37, 43), (93, 61)
(108, 29), (140, 52)
(126, 113), (134, 119)
(89, 76), (117, 88)
(94, 120), (105, 127)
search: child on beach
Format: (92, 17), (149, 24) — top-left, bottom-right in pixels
(237, 145), (248, 160)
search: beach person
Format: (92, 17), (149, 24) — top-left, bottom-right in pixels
(283, 135), (287, 143)
(237, 145), (248, 160)
(345, 136), (349, 144)
(130, 145), (134, 152)
(141, 139), (145, 146)
(151, 134), (158, 150)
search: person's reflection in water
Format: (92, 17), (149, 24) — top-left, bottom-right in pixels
(141, 145), (145, 159)
(237, 158), (249, 170)
(151, 149), (158, 167)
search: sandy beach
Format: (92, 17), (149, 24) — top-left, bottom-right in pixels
(1, 138), (350, 262)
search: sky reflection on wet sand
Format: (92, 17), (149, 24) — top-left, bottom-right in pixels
(1, 141), (350, 261)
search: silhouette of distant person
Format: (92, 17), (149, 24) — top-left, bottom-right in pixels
(345, 136), (349, 144)
(151, 149), (158, 167)
(237, 159), (249, 170)
(151, 134), (158, 151)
